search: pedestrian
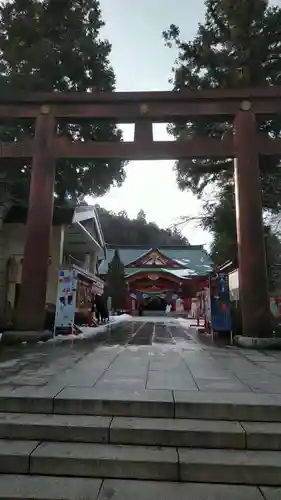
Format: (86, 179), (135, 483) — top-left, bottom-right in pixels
(138, 302), (143, 316)
(196, 299), (201, 327)
(165, 303), (171, 315)
(100, 296), (109, 323)
(91, 293), (96, 322)
(95, 294), (102, 324)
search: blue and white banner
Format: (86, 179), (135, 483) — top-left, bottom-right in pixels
(54, 269), (78, 335)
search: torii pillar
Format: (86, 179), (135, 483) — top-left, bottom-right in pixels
(233, 101), (271, 340)
(15, 106), (56, 331)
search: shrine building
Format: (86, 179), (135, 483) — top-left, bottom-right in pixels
(99, 245), (213, 311)
(3, 204), (105, 325)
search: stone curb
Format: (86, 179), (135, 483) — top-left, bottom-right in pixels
(1, 388), (281, 421)
(1, 439), (281, 485)
(234, 336), (281, 349)
(0, 476), (266, 500)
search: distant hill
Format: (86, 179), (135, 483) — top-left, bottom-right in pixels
(95, 205), (189, 247)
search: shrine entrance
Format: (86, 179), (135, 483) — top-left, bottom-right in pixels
(143, 296), (166, 312)
(1, 87), (281, 337)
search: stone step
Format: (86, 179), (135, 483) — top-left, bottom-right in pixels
(0, 476), (268, 500)
(1, 386), (281, 421)
(111, 418), (281, 451)
(0, 413), (111, 444)
(110, 416), (246, 449)
(1, 439), (178, 481)
(174, 391), (281, 422)
(0, 475), (102, 500)
(1, 439), (281, 485)
(2, 413), (281, 450)
(179, 448), (281, 485)
(0, 387), (175, 418)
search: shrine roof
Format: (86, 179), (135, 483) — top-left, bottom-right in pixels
(124, 267), (207, 279)
(99, 245), (213, 276)
(4, 205), (75, 225)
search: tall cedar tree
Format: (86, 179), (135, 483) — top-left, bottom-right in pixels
(95, 205), (189, 246)
(0, 0), (125, 320)
(163, 0), (281, 293)
(107, 250), (127, 311)
(201, 187), (281, 293)
(163, 0), (281, 211)
(0, 0), (125, 202)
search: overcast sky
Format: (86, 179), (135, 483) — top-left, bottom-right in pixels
(93, 0), (280, 246)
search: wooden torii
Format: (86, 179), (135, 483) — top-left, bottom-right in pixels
(1, 87), (281, 336)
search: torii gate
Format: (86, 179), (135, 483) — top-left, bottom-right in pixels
(1, 87), (281, 337)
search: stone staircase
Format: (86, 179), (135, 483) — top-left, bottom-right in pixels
(0, 387), (281, 499)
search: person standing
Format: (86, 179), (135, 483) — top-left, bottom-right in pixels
(95, 294), (102, 324)
(138, 301), (143, 316)
(196, 297), (201, 326)
(165, 303), (171, 315)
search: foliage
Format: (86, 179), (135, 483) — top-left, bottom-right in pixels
(106, 250), (127, 310)
(163, 0), (281, 212)
(137, 210), (146, 223)
(201, 187), (281, 293)
(265, 227), (281, 293)
(201, 186), (237, 265)
(0, 0), (126, 203)
(95, 205), (189, 246)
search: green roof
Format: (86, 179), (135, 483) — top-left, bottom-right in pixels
(5, 205), (75, 226)
(99, 246), (213, 277)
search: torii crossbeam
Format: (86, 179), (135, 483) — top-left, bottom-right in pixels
(1, 86), (280, 337)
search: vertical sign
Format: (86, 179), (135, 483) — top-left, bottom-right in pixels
(210, 272), (232, 333)
(203, 287), (211, 327)
(54, 269), (78, 335)
(107, 296), (112, 313)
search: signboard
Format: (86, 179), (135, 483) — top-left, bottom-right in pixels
(210, 272), (232, 333)
(54, 269), (78, 335)
(203, 287), (211, 326)
(229, 269), (239, 302)
(107, 296), (112, 312)
(76, 276), (92, 314)
(91, 275), (104, 295)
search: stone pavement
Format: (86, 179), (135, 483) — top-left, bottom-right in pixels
(1, 316), (281, 394)
(0, 476), (275, 500)
(0, 317), (281, 498)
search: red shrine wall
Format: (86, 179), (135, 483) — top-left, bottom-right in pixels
(129, 276), (178, 292)
(128, 275), (209, 295)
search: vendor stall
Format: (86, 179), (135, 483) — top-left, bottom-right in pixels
(54, 265), (104, 335)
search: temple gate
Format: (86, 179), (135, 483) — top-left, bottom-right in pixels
(0, 87), (280, 336)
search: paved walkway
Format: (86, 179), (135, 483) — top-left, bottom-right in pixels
(1, 316), (281, 395)
(1, 317), (281, 499)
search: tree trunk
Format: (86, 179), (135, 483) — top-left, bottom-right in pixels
(0, 201), (11, 326)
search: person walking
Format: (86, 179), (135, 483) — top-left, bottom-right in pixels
(165, 303), (171, 315)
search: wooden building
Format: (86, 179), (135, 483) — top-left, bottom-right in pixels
(3, 204), (105, 322)
(99, 245), (213, 312)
